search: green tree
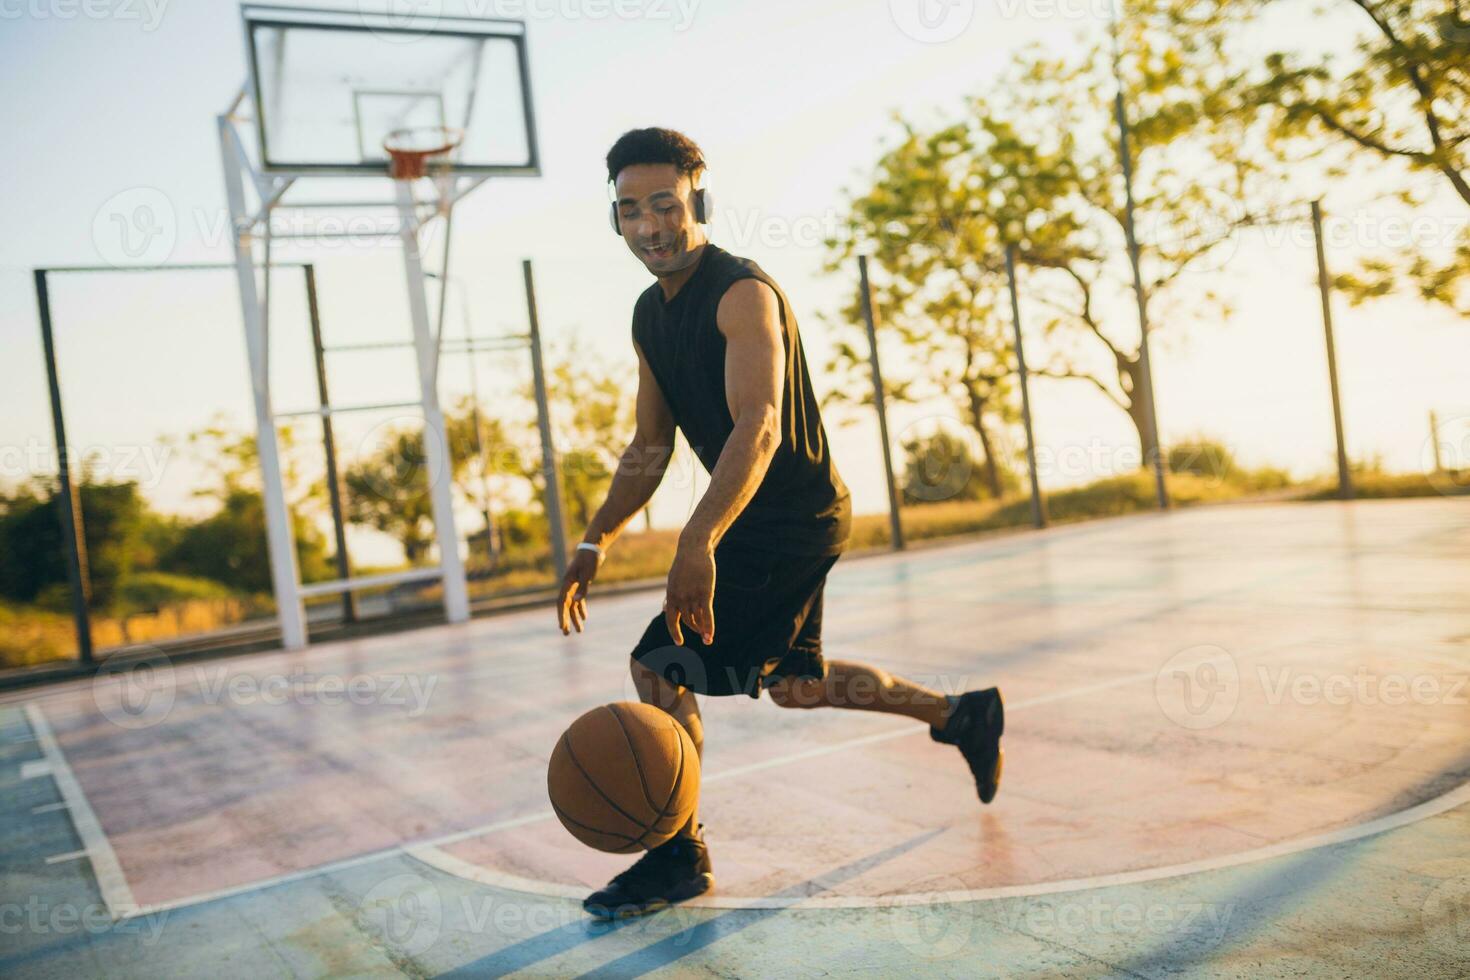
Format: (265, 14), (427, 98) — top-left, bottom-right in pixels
(343, 406), (521, 566)
(542, 341), (636, 529)
(970, 17), (1293, 467)
(343, 427), (442, 565)
(1228, 0), (1470, 315)
(828, 7), (1292, 475)
(445, 401), (524, 563)
(166, 420), (331, 588)
(825, 121), (1022, 498)
(164, 488), (330, 594)
(0, 477), (147, 612)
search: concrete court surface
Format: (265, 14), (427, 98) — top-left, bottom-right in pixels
(2, 497), (1468, 978)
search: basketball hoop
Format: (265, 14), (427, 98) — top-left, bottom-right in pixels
(382, 126), (464, 180)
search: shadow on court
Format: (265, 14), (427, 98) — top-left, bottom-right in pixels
(440, 828), (945, 978)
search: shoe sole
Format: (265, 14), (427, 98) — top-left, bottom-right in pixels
(981, 747), (1003, 804)
(979, 689), (1004, 804)
(584, 873), (715, 921)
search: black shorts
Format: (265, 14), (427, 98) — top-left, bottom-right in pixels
(630, 540), (840, 699)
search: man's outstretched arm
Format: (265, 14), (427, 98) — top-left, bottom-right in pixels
(557, 342), (675, 634)
(663, 278), (784, 645)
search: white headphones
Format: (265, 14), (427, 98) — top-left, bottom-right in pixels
(609, 174), (715, 235)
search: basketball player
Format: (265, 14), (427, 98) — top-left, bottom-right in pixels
(555, 128), (1004, 920)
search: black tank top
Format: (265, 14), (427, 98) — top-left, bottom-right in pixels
(632, 244), (851, 556)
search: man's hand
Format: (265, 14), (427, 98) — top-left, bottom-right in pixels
(664, 538), (716, 645)
(557, 548), (601, 635)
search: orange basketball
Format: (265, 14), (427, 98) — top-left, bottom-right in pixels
(547, 701), (700, 854)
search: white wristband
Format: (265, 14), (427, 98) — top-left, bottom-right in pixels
(577, 542), (604, 559)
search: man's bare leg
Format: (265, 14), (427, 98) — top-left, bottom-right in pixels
(630, 656), (702, 837)
(765, 659), (1004, 804)
(763, 659), (953, 725)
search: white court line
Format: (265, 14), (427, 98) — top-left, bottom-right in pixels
(116, 650), (1470, 920)
(118, 670), (1151, 921)
(46, 850), (88, 865)
(419, 780), (1470, 909)
(21, 760), (53, 779)
(25, 703), (138, 917)
(32, 801), (69, 814)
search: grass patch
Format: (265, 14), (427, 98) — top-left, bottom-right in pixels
(1302, 470), (1470, 500)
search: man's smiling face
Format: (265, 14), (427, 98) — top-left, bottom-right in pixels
(614, 163), (706, 276)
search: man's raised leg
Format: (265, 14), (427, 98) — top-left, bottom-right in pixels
(765, 659), (1004, 804)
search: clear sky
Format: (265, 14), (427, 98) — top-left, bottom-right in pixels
(2, 0), (1467, 565)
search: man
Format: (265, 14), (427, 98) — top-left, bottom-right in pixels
(555, 127), (1004, 920)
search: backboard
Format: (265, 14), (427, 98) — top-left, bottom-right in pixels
(241, 4), (539, 176)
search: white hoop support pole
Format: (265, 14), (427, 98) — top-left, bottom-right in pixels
(395, 179), (470, 624)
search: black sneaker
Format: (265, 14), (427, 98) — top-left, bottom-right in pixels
(930, 688), (1004, 804)
(582, 825), (714, 920)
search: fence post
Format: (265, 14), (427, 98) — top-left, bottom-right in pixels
(1311, 200), (1354, 501)
(34, 269), (95, 664)
(304, 265), (356, 623)
(1429, 411), (1443, 473)
(524, 259), (569, 583)
(1005, 245), (1047, 529)
(858, 255), (905, 551)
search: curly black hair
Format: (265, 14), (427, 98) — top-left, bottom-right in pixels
(605, 128), (706, 184)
